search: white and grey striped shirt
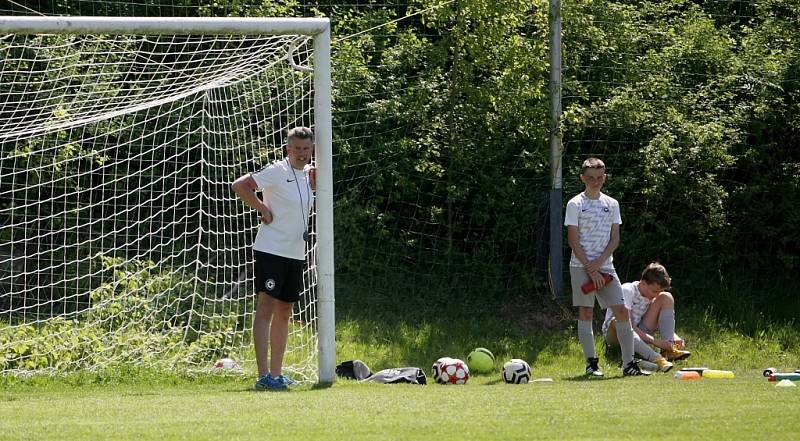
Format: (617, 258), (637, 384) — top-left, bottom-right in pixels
(602, 281), (652, 334)
(564, 192), (621, 270)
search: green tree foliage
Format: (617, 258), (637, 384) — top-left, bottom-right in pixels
(720, 1), (800, 272)
(559, 0), (799, 318)
(563, 2), (739, 263)
(328, 0), (554, 307)
(2, 0), (798, 322)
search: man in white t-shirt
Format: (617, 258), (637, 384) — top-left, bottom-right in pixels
(232, 127), (316, 390)
(565, 157), (648, 377)
(603, 262), (690, 371)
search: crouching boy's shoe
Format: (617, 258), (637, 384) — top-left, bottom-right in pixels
(661, 345), (691, 362)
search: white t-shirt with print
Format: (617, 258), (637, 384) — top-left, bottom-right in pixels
(250, 159), (314, 260)
(563, 192), (621, 270)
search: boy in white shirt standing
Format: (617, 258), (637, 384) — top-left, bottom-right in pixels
(565, 157), (648, 377)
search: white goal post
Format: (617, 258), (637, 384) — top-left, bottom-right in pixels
(0, 16), (336, 383)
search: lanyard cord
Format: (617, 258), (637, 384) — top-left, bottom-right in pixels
(287, 159), (311, 241)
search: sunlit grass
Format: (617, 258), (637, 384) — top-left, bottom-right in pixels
(2, 307), (799, 440)
(2, 369), (799, 441)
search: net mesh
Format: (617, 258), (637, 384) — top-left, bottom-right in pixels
(0, 30), (321, 379)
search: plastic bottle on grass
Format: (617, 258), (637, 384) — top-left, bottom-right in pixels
(768, 373), (800, 382)
(674, 371), (700, 380)
(702, 369), (735, 379)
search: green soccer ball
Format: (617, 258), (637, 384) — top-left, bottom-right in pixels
(467, 348), (495, 373)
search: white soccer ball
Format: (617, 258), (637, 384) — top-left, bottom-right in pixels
(431, 356), (453, 380)
(433, 358), (470, 385)
(502, 358), (531, 384)
(213, 357), (240, 371)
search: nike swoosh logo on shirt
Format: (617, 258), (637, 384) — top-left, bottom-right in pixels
(286, 179), (295, 182)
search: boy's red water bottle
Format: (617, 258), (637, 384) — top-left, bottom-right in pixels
(581, 272), (613, 294)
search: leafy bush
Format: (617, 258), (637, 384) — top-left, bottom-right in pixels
(1, 255), (247, 372)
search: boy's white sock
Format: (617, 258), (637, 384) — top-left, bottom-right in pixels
(633, 333), (661, 361)
(615, 320), (635, 364)
(577, 320), (596, 359)
(658, 309), (676, 343)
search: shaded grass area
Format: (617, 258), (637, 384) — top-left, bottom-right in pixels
(333, 311), (800, 378)
(332, 273), (800, 375)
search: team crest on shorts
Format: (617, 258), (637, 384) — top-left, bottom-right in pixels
(265, 279), (276, 291)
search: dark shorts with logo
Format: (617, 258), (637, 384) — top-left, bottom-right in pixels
(253, 250), (304, 303)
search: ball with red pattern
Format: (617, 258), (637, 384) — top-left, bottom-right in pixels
(435, 358), (470, 385)
(431, 357), (451, 382)
(213, 357), (241, 371)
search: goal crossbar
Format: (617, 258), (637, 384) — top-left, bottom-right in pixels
(0, 16), (330, 35)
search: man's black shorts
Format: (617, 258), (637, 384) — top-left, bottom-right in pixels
(253, 250), (304, 303)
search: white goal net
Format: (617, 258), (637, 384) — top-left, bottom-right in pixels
(0, 17), (335, 382)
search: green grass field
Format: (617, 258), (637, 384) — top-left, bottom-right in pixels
(2, 310), (799, 440)
(2, 370), (799, 440)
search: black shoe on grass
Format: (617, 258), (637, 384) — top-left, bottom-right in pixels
(623, 361), (651, 376)
(586, 357), (604, 377)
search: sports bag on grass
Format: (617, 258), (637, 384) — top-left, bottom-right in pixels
(336, 360), (427, 385)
